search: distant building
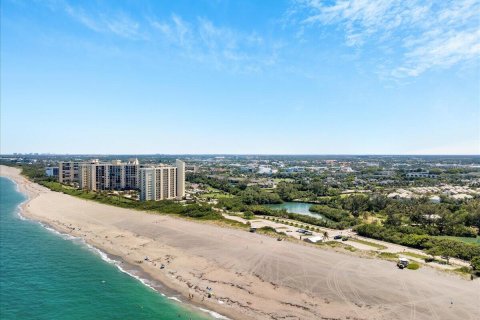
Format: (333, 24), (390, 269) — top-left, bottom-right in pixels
(406, 172), (438, 179)
(340, 166), (354, 173)
(185, 164), (198, 173)
(285, 167), (305, 173)
(139, 160), (185, 201)
(239, 165), (256, 172)
(258, 166), (277, 175)
(45, 167), (59, 178)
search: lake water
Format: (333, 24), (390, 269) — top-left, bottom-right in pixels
(265, 202), (325, 219)
(0, 177), (213, 320)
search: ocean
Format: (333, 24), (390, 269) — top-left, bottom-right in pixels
(0, 177), (213, 320)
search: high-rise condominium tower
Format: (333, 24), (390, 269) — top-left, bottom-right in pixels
(139, 160), (186, 201)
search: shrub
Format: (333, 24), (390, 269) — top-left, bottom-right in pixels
(309, 205), (350, 222)
(406, 263), (420, 270)
(454, 266), (472, 274)
(243, 211), (254, 219)
(257, 226), (279, 235)
(471, 256), (480, 273)
(355, 224), (480, 262)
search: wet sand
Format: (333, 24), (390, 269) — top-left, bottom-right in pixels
(1, 165), (479, 320)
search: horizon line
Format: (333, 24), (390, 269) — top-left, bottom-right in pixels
(1, 153), (479, 157)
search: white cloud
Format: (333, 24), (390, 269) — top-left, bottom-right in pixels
(64, 4), (143, 40)
(293, 0), (480, 78)
(150, 14), (191, 47)
(48, 0), (280, 74)
(150, 15), (279, 73)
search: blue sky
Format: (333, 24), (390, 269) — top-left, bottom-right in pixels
(1, 0), (479, 154)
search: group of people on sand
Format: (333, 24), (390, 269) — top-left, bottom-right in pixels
(143, 255), (217, 304)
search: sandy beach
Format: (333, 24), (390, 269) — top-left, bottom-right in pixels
(1, 165), (479, 320)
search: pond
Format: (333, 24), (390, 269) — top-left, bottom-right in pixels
(265, 202), (325, 219)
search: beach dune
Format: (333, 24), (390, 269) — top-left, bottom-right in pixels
(1, 165), (479, 320)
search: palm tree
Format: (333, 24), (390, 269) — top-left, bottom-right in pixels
(323, 231), (329, 240)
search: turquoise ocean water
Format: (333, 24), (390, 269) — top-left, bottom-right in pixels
(0, 177), (212, 320)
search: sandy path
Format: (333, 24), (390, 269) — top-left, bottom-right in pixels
(1, 165), (479, 320)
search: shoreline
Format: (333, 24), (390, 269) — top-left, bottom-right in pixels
(2, 165), (479, 320)
(1, 174), (228, 320)
(42, 219), (228, 320)
(0, 167), (259, 320)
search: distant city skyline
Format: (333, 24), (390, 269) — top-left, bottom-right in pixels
(1, 0), (479, 155)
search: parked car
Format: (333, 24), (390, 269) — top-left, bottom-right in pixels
(333, 235), (342, 240)
(304, 231), (313, 236)
(297, 229), (306, 234)
(397, 258), (409, 269)
(341, 236), (349, 241)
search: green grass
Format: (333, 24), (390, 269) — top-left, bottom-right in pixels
(402, 252), (430, 260)
(350, 238), (387, 250)
(200, 192), (234, 199)
(435, 236), (480, 245)
(212, 219), (249, 230)
(256, 226), (283, 237)
(377, 252), (399, 260)
(205, 186), (222, 192)
(273, 178), (294, 183)
(321, 241), (357, 252)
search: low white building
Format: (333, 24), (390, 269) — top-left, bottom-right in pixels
(406, 172), (437, 179)
(304, 236), (324, 243)
(257, 166), (277, 175)
(45, 167), (59, 177)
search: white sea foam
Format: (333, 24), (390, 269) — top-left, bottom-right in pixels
(4, 177), (29, 221)
(198, 308), (231, 320)
(168, 296), (182, 302)
(16, 205), (29, 221)
(16, 209), (27, 220)
(39, 222), (79, 241)
(54, 231), (231, 320)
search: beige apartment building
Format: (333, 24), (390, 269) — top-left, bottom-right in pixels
(176, 159), (185, 199)
(139, 160), (186, 201)
(78, 159), (140, 191)
(58, 161), (82, 184)
(59, 158), (185, 200)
